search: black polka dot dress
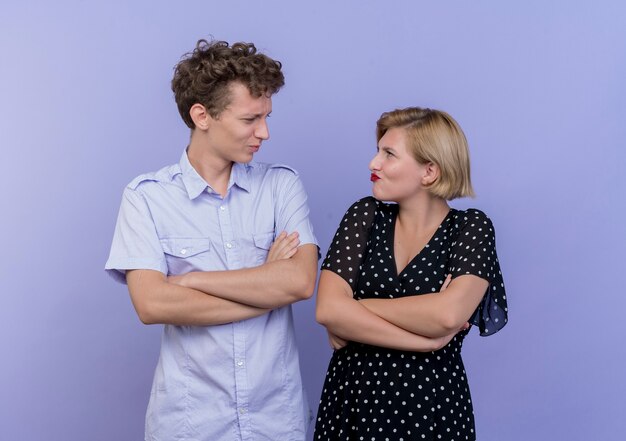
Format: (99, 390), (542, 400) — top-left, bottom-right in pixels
(314, 197), (508, 441)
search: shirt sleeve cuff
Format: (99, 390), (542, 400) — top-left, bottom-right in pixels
(104, 258), (167, 285)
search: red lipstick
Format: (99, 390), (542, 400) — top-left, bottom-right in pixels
(370, 173), (380, 182)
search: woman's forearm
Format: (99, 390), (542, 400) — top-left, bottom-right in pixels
(317, 294), (453, 352)
(359, 295), (454, 338)
(359, 275), (488, 337)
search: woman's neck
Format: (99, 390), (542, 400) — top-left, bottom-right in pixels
(396, 193), (450, 235)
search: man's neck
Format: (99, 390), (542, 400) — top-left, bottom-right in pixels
(187, 141), (233, 198)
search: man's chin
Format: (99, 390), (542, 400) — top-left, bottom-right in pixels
(240, 153), (255, 163)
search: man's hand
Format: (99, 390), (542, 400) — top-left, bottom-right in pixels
(266, 231), (300, 263)
(168, 232), (301, 288)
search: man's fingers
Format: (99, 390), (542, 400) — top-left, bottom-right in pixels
(266, 231), (300, 262)
(277, 233), (300, 251)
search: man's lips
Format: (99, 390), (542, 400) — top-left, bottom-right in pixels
(370, 173), (380, 182)
(249, 145), (260, 152)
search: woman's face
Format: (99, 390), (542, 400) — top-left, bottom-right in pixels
(369, 127), (428, 203)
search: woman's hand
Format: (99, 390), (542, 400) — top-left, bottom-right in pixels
(266, 231), (300, 263)
(440, 274), (452, 291)
(440, 274), (471, 332)
(359, 274), (456, 315)
(327, 331), (348, 350)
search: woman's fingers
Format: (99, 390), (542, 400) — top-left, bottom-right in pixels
(328, 332), (348, 350)
(440, 274), (452, 291)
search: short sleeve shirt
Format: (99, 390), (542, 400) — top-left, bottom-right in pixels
(105, 151), (318, 441)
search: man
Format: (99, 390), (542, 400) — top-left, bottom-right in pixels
(105, 40), (318, 441)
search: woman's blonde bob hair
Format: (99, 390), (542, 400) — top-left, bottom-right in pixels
(376, 107), (475, 200)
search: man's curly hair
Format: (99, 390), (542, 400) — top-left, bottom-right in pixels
(171, 39), (285, 129)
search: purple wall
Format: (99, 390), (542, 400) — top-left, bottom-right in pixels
(1, 1), (625, 440)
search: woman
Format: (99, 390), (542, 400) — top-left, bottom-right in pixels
(314, 107), (507, 440)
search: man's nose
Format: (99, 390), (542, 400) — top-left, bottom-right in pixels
(255, 119), (269, 140)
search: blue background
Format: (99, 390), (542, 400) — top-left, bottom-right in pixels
(1, 1), (625, 440)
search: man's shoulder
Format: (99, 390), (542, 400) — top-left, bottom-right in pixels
(248, 161), (299, 177)
(126, 163), (181, 191)
(244, 162), (302, 191)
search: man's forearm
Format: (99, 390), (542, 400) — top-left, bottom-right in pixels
(175, 244), (318, 309)
(127, 269), (269, 326)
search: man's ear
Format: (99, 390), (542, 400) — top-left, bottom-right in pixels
(421, 162), (440, 186)
(189, 103), (211, 130)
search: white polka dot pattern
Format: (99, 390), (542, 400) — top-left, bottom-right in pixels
(314, 197), (508, 440)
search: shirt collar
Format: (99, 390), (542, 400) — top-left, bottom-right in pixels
(179, 150), (252, 199)
(179, 150), (209, 199)
(230, 162), (251, 193)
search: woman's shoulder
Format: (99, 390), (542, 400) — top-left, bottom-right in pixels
(449, 208), (496, 238)
(338, 197), (393, 230)
(450, 207), (492, 225)
(344, 196), (393, 214)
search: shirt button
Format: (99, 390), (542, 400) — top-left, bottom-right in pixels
(237, 360), (244, 367)
(239, 408), (247, 414)
(180, 249), (187, 255)
(226, 242), (232, 249)
(219, 205), (226, 211)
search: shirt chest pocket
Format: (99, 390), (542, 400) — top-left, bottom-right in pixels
(249, 231), (274, 266)
(161, 238), (213, 275)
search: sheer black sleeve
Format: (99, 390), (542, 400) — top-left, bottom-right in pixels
(449, 209), (508, 336)
(321, 197), (379, 292)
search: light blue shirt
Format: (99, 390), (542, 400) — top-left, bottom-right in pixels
(105, 151), (318, 441)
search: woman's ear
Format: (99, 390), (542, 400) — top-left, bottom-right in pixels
(421, 162), (440, 186)
(189, 103), (211, 131)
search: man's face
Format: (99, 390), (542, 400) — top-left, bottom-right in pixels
(205, 82), (272, 165)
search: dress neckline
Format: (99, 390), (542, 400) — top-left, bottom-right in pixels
(388, 205), (456, 277)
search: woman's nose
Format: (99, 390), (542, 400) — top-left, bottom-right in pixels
(369, 153), (380, 171)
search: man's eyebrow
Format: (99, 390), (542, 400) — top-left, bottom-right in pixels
(241, 111), (272, 118)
